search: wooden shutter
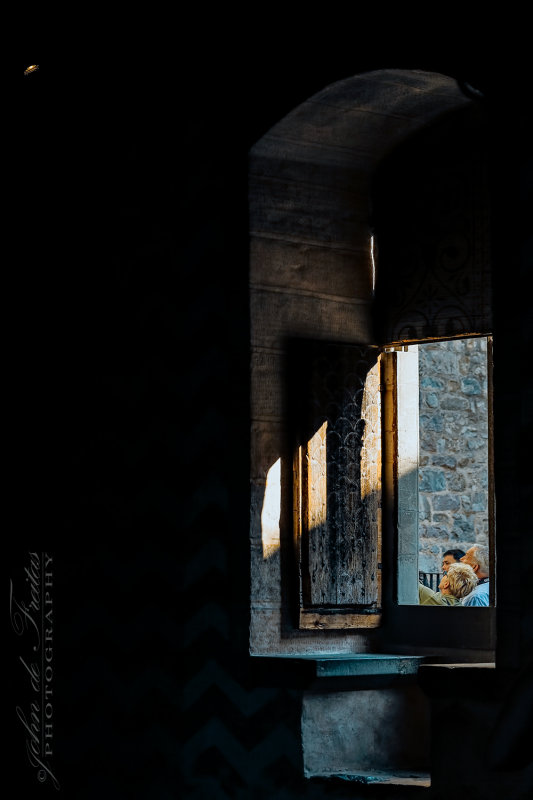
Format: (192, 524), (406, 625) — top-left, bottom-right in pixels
(291, 340), (382, 629)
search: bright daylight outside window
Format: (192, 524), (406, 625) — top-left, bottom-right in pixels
(393, 336), (494, 606)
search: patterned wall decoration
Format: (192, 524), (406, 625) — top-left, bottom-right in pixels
(372, 104), (492, 345)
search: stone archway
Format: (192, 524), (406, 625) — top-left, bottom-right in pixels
(249, 69), (483, 656)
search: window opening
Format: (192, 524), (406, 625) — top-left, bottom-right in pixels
(389, 336), (495, 606)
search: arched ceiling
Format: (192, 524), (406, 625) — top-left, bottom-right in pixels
(252, 69), (472, 165)
(249, 69), (475, 252)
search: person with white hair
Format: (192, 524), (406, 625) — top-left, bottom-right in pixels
(460, 544), (490, 606)
(418, 562), (478, 606)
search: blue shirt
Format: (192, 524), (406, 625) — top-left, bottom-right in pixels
(461, 579), (490, 606)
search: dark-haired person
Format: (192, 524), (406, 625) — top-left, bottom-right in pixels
(442, 548), (466, 574)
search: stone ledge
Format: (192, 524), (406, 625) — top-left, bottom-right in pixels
(309, 770), (431, 787)
(315, 654), (426, 677)
(251, 652), (426, 677)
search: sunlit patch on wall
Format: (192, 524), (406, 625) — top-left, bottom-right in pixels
(370, 234), (377, 295)
(261, 458), (281, 558)
(306, 421), (328, 531)
(360, 359), (382, 501)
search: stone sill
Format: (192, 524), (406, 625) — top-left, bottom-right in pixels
(251, 652), (426, 677)
(309, 770), (431, 787)
(316, 654), (426, 677)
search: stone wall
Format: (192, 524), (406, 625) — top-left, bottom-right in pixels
(418, 338), (490, 575)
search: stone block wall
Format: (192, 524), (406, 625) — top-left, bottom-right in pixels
(418, 338), (490, 574)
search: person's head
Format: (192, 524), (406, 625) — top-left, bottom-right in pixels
(439, 562), (478, 599)
(460, 544), (490, 579)
(442, 549), (466, 574)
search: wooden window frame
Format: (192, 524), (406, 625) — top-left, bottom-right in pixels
(380, 334), (496, 658)
(291, 334), (496, 658)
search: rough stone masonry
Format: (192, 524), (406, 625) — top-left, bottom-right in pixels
(418, 338), (489, 575)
